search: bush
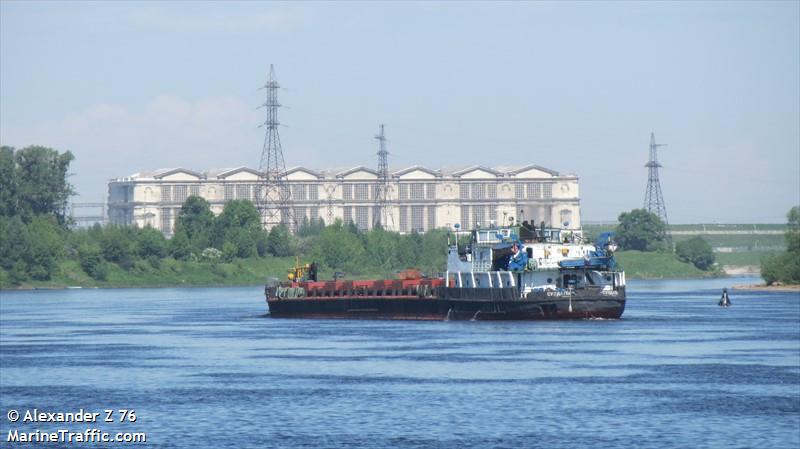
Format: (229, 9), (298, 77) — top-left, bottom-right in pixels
(222, 242), (237, 262)
(136, 226), (167, 259)
(100, 226), (136, 268)
(227, 227), (256, 258)
(676, 236), (715, 270)
(201, 247), (223, 260)
(762, 253), (800, 285)
(78, 244), (108, 280)
(169, 230), (194, 261)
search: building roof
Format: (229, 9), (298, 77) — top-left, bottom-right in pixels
(114, 163), (566, 181)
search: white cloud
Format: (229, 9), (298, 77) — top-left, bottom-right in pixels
(1, 96), (266, 201)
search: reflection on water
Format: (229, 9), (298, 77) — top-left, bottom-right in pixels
(1, 277), (798, 448)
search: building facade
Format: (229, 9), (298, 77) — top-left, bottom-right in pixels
(107, 164), (581, 235)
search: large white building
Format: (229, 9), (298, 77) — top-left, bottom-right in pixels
(107, 164), (581, 235)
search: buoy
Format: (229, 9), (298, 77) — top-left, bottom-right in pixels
(718, 288), (731, 307)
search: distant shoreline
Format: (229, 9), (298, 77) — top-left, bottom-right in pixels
(732, 284), (800, 292)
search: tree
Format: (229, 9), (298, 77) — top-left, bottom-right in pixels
(78, 243), (108, 280)
(0, 147), (16, 218)
(99, 226), (137, 268)
(615, 209), (668, 251)
(169, 229), (194, 261)
(174, 196), (214, 251)
(762, 206), (800, 285)
(221, 242), (237, 262)
(309, 222), (366, 273)
(136, 226), (168, 259)
(786, 206), (799, 253)
(364, 227), (400, 271)
(1, 146), (75, 224)
(267, 225), (294, 257)
(25, 216), (65, 280)
(297, 217), (325, 237)
(227, 227), (257, 258)
(0, 215), (64, 281)
(0, 216), (31, 282)
(211, 200), (262, 249)
(676, 236), (715, 270)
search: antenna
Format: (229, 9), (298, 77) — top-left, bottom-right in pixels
(256, 64), (294, 229)
(373, 124), (394, 228)
(643, 131), (671, 241)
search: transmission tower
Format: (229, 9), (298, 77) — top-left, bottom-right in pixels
(373, 124), (394, 228)
(643, 131), (671, 240)
(257, 64), (293, 229)
(324, 184), (336, 225)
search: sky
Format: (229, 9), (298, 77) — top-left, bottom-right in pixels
(1, 1), (798, 223)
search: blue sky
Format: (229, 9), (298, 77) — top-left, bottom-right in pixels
(1, 1), (798, 223)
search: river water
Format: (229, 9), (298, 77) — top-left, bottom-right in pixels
(1, 277), (798, 448)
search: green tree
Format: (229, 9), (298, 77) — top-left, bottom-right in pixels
(0, 147), (16, 218)
(221, 242), (237, 262)
(227, 227), (257, 258)
(25, 216), (65, 280)
(136, 226), (168, 259)
(1, 146), (75, 224)
(761, 206), (800, 285)
(309, 222), (366, 273)
(78, 243), (108, 280)
(364, 227), (400, 272)
(0, 215), (64, 281)
(298, 217), (326, 237)
(267, 224), (294, 257)
(169, 229), (194, 261)
(675, 236), (715, 270)
(174, 196), (214, 251)
(211, 200), (261, 249)
(99, 226), (137, 268)
(0, 216), (31, 282)
(786, 206), (799, 253)
(615, 209), (668, 251)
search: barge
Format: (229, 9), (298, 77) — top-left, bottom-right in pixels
(266, 222), (626, 320)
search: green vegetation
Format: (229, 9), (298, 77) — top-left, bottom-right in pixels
(714, 251), (777, 267)
(615, 209), (668, 251)
(585, 219), (786, 273)
(0, 145), (74, 224)
(761, 207), (800, 285)
(0, 145), (448, 288)
(669, 223), (787, 232)
(607, 209), (721, 278)
(675, 236), (715, 270)
(615, 251), (716, 279)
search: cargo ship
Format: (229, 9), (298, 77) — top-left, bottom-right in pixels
(265, 222), (626, 320)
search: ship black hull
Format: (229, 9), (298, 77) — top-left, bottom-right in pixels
(267, 287), (626, 321)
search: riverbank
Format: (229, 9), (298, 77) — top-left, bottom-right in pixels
(732, 283), (800, 292)
(2, 257), (298, 290)
(3, 253), (731, 290)
(614, 250), (722, 279)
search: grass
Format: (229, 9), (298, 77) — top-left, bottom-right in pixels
(582, 223), (787, 269)
(671, 234), (785, 249)
(614, 250), (718, 279)
(714, 251), (779, 267)
(5, 257), (299, 289)
(2, 257), (423, 290)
